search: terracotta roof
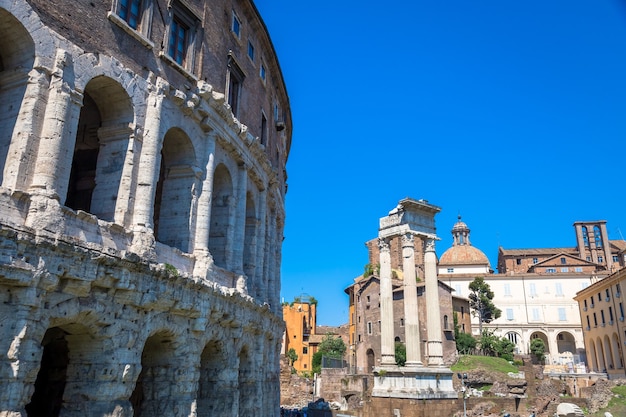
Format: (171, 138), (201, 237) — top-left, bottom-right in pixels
(440, 245), (490, 266)
(499, 247), (577, 256)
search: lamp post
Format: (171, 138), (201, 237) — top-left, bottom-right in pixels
(457, 373), (468, 417)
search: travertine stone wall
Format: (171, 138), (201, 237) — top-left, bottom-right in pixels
(0, 0), (290, 416)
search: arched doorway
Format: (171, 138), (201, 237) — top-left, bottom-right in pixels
(366, 348), (375, 372)
(197, 340), (232, 417)
(208, 164), (233, 268)
(556, 331), (576, 354)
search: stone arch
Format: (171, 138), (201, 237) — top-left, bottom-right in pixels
(26, 322), (100, 417)
(65, 75), (133, 221)
(243, 190), (257, 295)
(238, 345), (255, 416)
(153, 127), (197, 252)
(209, 163), (233, 268)
(366, 348), (375, 372)
(0, 7), (35, 185)
(530, 331), (550, 354)
(505, 331), (522, 353)
(130, 330), (179, 417)
(197, 340), (233, 417)
(556, 331), (576, 354)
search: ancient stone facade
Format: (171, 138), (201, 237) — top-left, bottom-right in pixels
(0, 0), (290, 416)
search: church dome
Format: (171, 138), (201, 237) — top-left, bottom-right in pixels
(440, 245), (490, 266)
(439, 215), (491, 267)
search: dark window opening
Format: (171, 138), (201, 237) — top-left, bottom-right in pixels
(119, 0), (143, 29)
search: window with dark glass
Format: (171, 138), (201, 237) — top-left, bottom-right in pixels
(168, 16), (188, 66)
(232, 12), (241, 37)
(582, 226), (589, 247)
(594, 226), (602, 248)
(227, 57), (244, 117)
(119, 0), (143, 29)
(260, 113), (267, 145)
(247, 41), (255, 61)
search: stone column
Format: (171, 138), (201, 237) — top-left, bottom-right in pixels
(232, 163), (247, 274)
(425, 238), (444, 366)
(131, 78), (168, 229)
(402, 233), (422, 366)
(379, 237), (396, 366)
(192, 135), (216, 277)
(2, 67), (48, 191)
(30, 50), (83, 200)
(253, 189), (267, 301)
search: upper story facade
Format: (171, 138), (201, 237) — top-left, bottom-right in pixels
(0, 0), (291, 311)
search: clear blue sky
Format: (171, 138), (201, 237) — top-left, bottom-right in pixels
(253, 0), (626, 326)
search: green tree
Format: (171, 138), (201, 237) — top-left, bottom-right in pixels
(455, 332), (477, 354)
(530, 338), (546, 363)
(468, 276), (501, 334)
(312, 334), (346, 375)
(286, 347), (298, 367)
(395, 342), (406, 366)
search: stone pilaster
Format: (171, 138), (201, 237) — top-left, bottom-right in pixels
(379, 237), (396, 366)
(425, 238), (443, 366)
(30, 50), (83, 201)
(232, 163), (247, 274)
(192, 134), (217, 278)
(131, 78), (168, 229)
(254, 189), (267, 301)
(402, 233), (422, 366)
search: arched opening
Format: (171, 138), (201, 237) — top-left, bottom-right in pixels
(197, 340), (232, 417)
(208, 164), (233, 268)
(238, 346), (255, 416)
(556, 331), (576, 354)
(604, 334), (614, 370)
(243, 191), (257, 295)
(366, 348), (375, 372)
(153, 128), (196, 252)
(66, 76), (133, 221)
(588, 339), (598, 372)
(582, 226), (589, 247)
(594, 226), (602, 248)
(505, 332), (521, 353)
(0, 8), (35, 185)
(612, 333), (623, 368)
(595, 337), (606, 372)
(26, 327), (69, 417)
(530, 331), (550, 354)
(130, 331), (177, 417)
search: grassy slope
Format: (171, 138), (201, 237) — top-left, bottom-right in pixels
(588, 385), (626, 417)
(451, 355), (519, 375)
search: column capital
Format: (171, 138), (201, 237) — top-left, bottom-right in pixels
(425, 238), (436, 253)
(401, 232), (414, 248)
(378, 237), (390, 252)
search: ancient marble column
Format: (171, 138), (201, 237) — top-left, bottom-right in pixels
(402, 233), (422, 366)
(192, 134), (216, 277)
(425, 238), (444, 366)
(379, 237), (396, 366)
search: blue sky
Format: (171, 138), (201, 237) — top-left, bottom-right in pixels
(253, 1), (626, 326)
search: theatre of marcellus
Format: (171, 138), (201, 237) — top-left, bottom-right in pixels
(0, 0), (292, 416)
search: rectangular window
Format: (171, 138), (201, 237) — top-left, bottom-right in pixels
(561, 257), (567, 265)
(609, 306), (614, 322)
(168, 16), (188, 66)
(598, 256), (604, 263)
(593, 312), (598, 326)
(586, 315), (590, 328)
(506, 308), (514, 320)
(303, 347), (308, 354)
(555, 283), (563, 296)
(532, 308), (540, 321)
(165, 1), (199, 72)
(367, 322), (372, 335)
(584, 299), (588, 309)
(400, 318), (404, 326)
(546, 268), (557, 273)
(533, 257), (538, 264)
(232, 11), (241, 37)
(617, 284), (622, 294)
(227, 57), (244, 117)
(620, 302), (624, 319)
(447, 268), (454, 273)
(586, 256), (591, 261)
(529, 283), (537, 297)
(601, 310), (606, 325)
(561, 267), (568, 272)
(516, 258), (522, 265)
(260, 113), (267, 145)
(606, 289), (611, 301)
(247, 40), (255, 61)
(558, 307), (566, 321)
(575, 267), (583, 273)
(260, 63), (266, 82)
(504, 283), (511, 296)
(613, 255), (619, 262)
(119, 0), (143, 29)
